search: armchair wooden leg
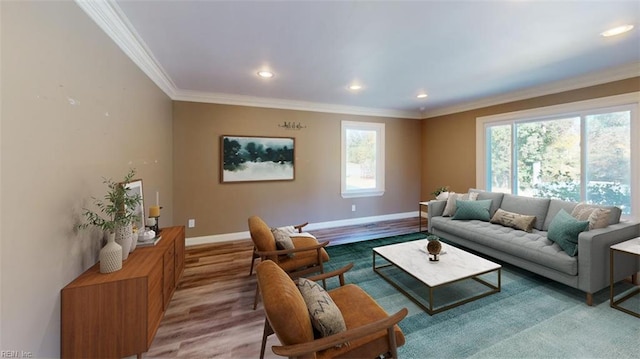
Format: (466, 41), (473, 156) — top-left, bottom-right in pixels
(249, 249), (258, 276)
(586, 292), (593, 306)
(387, 327), (398, 358)
(260, 319), (274, 359)
(254, 284), (261, 310)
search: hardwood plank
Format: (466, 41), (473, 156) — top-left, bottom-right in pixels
(144, 217), (420, 358)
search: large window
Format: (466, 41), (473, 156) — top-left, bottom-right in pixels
(477, 93), (638, 217)
(341, 121), (385, 198)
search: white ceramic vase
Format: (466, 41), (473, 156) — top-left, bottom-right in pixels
(129, 232), (138, 253)
(100, 232), (123, 273)
(115, 223), (133, 260)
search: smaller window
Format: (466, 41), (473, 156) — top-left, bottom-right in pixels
(341, 121), (385, 198)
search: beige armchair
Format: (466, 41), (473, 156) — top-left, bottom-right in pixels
(248, 216), (330, 309)
(256, 260), (408, 359)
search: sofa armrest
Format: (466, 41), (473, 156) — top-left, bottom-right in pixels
(577, 221), (640, 294)
(427, 200), (447, 232)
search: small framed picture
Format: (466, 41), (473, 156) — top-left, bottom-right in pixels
(124, 179), (145, 233)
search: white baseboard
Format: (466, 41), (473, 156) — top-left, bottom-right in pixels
(185, 211), (418, 247)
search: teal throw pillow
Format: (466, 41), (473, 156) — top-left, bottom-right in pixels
(547, 209), (589, 257)
(452, 200), (492, 221)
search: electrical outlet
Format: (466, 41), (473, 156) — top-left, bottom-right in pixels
(352, 204), (356, 212)
(188, 219), (195, 228)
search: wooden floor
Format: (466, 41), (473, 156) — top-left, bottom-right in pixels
(144, 217), (422, 358)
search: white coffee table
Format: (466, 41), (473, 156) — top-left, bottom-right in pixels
(373, 239), (501, 315)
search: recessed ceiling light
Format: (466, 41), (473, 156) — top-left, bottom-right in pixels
(348, 84), (362, 91)
(257, 71), (274, 78)
(417, 93), (428, 99)
(601, 25), (634, 37)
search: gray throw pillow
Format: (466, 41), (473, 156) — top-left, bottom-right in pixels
(271, 228), (295, 257)
(297, 278), (347, 338)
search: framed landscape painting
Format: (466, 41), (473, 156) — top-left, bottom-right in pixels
(221, 135), (295, 183)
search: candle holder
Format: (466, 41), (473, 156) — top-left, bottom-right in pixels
(147, 206), (163, 237)
(149, 216), (160, 236)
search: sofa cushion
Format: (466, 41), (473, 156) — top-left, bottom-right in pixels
(297, 277), (347, 338)
(490, 208), (536, 232)
(547, 209), (589, 257)
(543, 199), (578, 231)
(452, 199), (492, 221)
(469, 189), (504, 216)
(443, 192), (478, 217)
(430, 216), (578, 275)
(500, 194), (550, 231)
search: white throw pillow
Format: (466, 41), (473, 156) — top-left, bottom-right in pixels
(571, 203), (611, 230)
(443, 192), (479, 217)
(271, 228), (295, 257)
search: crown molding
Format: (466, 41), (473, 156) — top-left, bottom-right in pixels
(173, 89), (422, 119)
(76, 0), (420, 119)
(78, 1), (638, 121)
(75, 0), (177, 98)
(421, 62), (640, 119)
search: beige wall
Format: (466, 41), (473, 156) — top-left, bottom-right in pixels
(1, 2), (173, 356)
(173, 101), (422, 237)
(421, 77), (640, 200)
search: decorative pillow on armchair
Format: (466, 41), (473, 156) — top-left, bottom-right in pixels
(297, 278), (347, 339)
(271, 228), (295, 257)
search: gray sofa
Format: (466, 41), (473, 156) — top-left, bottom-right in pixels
(427, 189), (640, 305)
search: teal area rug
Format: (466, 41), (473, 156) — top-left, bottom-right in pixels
(324, 233), (640, 358)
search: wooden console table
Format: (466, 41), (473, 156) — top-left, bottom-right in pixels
(61, 226), (185, 358)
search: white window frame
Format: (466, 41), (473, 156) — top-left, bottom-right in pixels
(476, 92), (640, 220)
(341, 121), (385, 198)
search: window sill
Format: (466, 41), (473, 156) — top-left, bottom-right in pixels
(341, 190), (385, 198)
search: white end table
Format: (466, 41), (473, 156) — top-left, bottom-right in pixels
(419, 201), (430, 232)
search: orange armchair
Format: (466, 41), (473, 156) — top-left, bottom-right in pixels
(248, 216), (330, 309)
(256, 260), (408, 359)
(249, 220), (309, 275)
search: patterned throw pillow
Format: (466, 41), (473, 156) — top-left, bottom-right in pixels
(297, 278), (347, 338)
(452, 199), (492, 221)
(548, 209), (589, 257)
(490, 208), (536, 232)
(443, 192), (479, 217)
(571, 203), (611, 230)
(271, 228), (295, 257)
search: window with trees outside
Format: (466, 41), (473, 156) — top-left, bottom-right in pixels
(341, 121), (385, 198)
(477, 93), (638, 217)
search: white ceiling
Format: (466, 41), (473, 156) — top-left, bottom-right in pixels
(82, 1), (640, 119)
